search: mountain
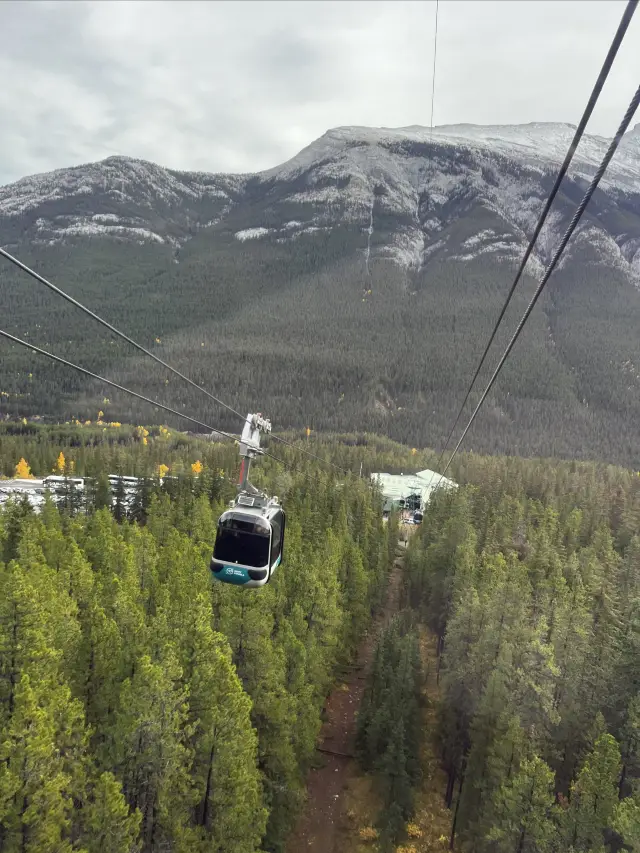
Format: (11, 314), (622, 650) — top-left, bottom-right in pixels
(2, 122), (640, 466)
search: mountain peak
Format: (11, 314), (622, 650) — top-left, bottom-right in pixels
(2, 120), (640, 465)
(262, 120), (640, 194)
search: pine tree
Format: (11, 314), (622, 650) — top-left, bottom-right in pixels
(184, 598), (266, 852)
(487, 755), (557, 853)
(95, 473), (112, 511)
(0, 673), (74, 853)
(77, 772), (141, 853)
(112, 477), (128, 523)
(613, 792), (640, 853)
(114, 651), (194, 852)
(560, 732), (622, 852)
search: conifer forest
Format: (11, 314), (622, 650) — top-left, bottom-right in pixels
(0, 424), (639, 852)
(2, 2), (640, 849)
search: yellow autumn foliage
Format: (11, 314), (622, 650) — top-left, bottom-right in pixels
(191, 460), (203, 475)
(358, 826), (378, 842)
(157, 464), (169, 479)
(406, 824), (423, 839)
(55, 452), (66, 474)
(14, 458), (34, 479)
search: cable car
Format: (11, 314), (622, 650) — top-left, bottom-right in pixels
(210, 497), (286, 587)
(210, 411), (286, 588)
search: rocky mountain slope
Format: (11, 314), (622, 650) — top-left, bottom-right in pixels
(1, 122), (640, 465)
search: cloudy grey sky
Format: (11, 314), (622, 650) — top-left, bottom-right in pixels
(1, 0), (638, 185)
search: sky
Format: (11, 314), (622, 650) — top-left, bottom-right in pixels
(1, 0), (638, 186)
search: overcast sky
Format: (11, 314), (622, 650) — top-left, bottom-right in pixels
(1, 0), (638, 185)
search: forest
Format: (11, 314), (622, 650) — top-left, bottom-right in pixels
(0, 424), (395, 852)
(3, 208), (640, 468)
(400, 452), (640, 853)
(3, 423), (640, 852)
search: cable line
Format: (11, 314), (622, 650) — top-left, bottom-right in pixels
(429, 0), (439, 138)
(435, 0), (638, 472)
(0, 328), (240, 440)
(0, 246), (352, 476)
(0, 328), (345, 484)
(440, 81), (640, 480)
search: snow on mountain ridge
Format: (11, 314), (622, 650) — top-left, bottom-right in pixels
(266, 122), (640, 194)
(0, 154), (246, 247)
(0, 155), (242, 219)
(1, 123), (640, 284)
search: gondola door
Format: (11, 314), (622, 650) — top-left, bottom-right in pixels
(269, 509), (286, 579)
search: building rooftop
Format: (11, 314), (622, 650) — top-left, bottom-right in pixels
(370, 468), (457, 510)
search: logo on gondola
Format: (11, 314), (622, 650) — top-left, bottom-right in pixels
(224, 566), (246, 578)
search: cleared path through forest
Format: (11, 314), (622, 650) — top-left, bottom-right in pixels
(286, 538), (407, 853)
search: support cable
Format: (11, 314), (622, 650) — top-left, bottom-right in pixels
(435, 0), (638, 472)
(0, 247), (352, 476)
(440, 81), (640, 480)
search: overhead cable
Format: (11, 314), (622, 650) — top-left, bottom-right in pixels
(435, 0), (638, 472)
(0, 247), (352, 476)
(0, 328), (345, 483)
(430, 0), (439, 137)
(440, 80), (640, 479)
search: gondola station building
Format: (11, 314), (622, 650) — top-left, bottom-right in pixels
(370, 469), (457, 514)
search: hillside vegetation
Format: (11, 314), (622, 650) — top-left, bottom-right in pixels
(0, 425), (395, 853)
(3, 426), (640, 851)
(396, 453), (640, 852)
(2, 123), (640, 466)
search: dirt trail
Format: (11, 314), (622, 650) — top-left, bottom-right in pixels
(286, 540), (407, 853)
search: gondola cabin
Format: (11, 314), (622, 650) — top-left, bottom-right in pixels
(210, 499), (286, 588)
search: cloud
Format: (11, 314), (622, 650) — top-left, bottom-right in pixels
(0, 0), (638, 185)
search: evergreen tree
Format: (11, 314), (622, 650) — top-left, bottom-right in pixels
(559, 732), (622, 852)
(487, 755), (557, 853)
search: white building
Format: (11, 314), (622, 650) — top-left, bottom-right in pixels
(370, 468), (457, 514)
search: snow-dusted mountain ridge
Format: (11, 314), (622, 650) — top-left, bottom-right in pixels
(265, 121), (640, 191)
(1, 121), (640, 281)
(3, 122), (640, 466)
